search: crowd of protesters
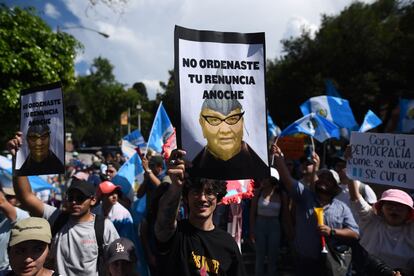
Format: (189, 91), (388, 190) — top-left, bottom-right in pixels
(0, 130), (413, 276)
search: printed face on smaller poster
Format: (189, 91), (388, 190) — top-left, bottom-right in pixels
(14, 82), (65, 176)
(174, 26), (269, 180)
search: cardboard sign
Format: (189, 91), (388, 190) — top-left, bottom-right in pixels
(175, 26), (268, 180)
(346, 132), (414, 189)
(15, 82), (65, 176)
(278, 136), (305, 160)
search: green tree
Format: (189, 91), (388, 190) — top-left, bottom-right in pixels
(267, 0), (414, 130)
(132, 82), (148, 100)
(65, 57), (147, 146)
(0, 5), (82, 145)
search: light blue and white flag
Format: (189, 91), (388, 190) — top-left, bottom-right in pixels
(279, 113), (340, 143)
(300, 95), (358, 129)
(147, 102), (174, 153)
(358, 110), (382, 132)
(112, 153), (144, 202)
(398, 98), (414, 133)
(0, 155), (56, 191)
(325, 80), (341, 98)
(121, 129), (146, 158)
(267, 114), (281, 142)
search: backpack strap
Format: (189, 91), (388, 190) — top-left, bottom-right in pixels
(51, 212), (70, 237)
(94, 214), (105, 274)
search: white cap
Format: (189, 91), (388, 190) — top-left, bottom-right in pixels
(317, 169), (340, 185)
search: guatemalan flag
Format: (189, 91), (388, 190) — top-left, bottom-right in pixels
(121, 129), (147, 159)
(300, 95), (358, 129)
(0, 155), (56, 192)
(112, 153), (144, 203)
(279, 113), (340, 143)
(398, 98), (414, 133)
(358, 110), (382, 132)
(267, 113), (281, 142)
(147, 102), (175, 153)
(325, 80), (341, 98)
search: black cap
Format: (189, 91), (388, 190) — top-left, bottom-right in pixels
(67, 180), (96, 197)
(106, 238), (137, 264)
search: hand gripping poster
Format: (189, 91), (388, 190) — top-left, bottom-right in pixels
(175, 26), (269, 180)
(14, 82), (65, 176)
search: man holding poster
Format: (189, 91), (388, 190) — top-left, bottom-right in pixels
(175, 26), (269, 180)
(14, 82), (65, 176)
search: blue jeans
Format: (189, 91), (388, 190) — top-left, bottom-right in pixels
(255, 216), (281, 276)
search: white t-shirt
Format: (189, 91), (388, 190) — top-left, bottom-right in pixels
(335, 181), (377, 222)
(351, 197), (414, 272)
(43, 204), (119, 276)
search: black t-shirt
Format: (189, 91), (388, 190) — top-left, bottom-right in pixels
(158, 219), (247, 276)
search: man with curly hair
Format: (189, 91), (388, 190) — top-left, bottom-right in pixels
(155, 149), (247, 276)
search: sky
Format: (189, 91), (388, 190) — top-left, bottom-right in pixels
(8, 0), (374, 99)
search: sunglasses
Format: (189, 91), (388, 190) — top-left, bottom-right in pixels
(66, 194), (92, 203)
(202, 112), (245, 126)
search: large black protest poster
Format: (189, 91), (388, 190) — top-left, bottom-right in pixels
(14, 82), (65, 176)
(175, 26), (269, 180)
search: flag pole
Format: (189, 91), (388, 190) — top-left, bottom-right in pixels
(271, 136), (279, 166)
(310, 136), (315, 154)
(145, 101), (163, 156)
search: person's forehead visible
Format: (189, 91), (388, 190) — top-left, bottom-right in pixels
(201, 108), (241, 118)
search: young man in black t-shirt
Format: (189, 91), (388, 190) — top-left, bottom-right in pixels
(155, 149), (247, 276)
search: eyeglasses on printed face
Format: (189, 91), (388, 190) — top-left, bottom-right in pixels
(189, 189), (217, 200)
(27, 132), (50, 142)
(202, 112), (245, 126)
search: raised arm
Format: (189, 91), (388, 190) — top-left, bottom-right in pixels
(271, 144), (296, 193)
(308, 151), (320, 192)
(342, 145), (362, 202)
(154, 149), (186, 243)
(0, 190), (16, 221)
(7, 132), (44, 217)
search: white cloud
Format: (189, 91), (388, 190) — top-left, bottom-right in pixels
(283, 16), (319, 40)
(44, 3), (61, 19)
(61, 0), (373, 99)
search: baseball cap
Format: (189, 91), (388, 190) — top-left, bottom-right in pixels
(67, 180), (96, 197)
(317, 169), (340, 185)
(106, 238), (137, 264)
(374, 189), (414, 218)
(97, 181), (121, 196)
(9, 217), (51, 247)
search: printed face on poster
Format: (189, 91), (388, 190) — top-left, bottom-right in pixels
(346, 132), (414, 189)
(14, 82), (65, 176)
(175, 26), (269, 180)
